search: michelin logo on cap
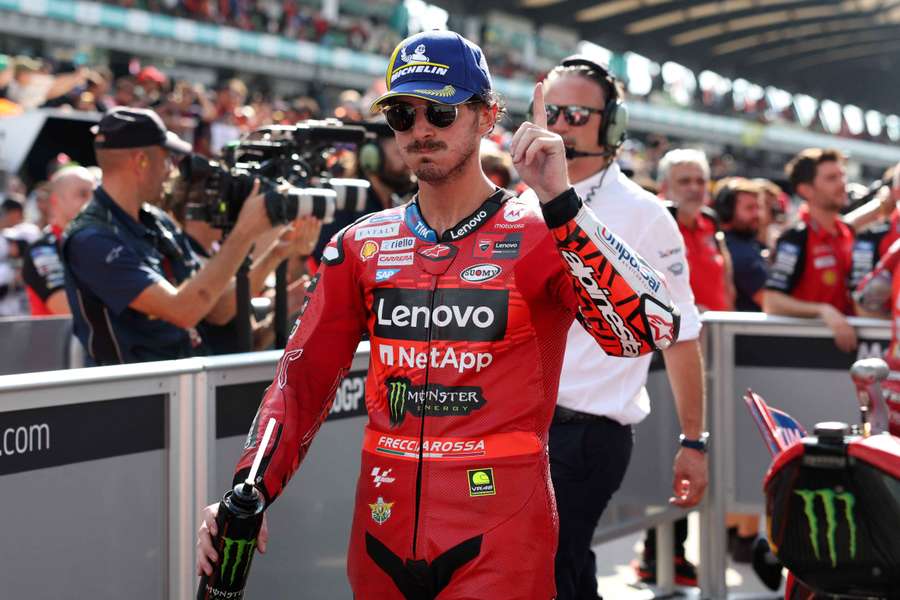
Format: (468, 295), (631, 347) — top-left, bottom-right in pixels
(390, 43), (449, 85)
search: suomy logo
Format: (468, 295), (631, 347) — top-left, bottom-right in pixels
(460, 264), (501, 283)
(373, 288), (508, 341)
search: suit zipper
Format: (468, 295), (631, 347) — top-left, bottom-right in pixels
(411, 273), (438, 559)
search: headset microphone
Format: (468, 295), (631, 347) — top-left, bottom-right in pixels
(565, 147), (609, 159)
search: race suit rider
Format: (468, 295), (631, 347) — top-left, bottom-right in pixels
(197, 30), (680, 600)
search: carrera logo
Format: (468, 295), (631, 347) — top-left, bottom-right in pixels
(381, 237), (416, 252)
(378, 252), (414, 267)
(460, 264), (501, 283)
(373, 288), (508, 341)
(418, 244), (456, 261)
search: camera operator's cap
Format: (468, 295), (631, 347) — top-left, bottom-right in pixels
(370, 30), (492, 112)
(92, 107), (192, 154)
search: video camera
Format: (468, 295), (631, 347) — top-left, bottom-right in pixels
(177, 119), (372, 229)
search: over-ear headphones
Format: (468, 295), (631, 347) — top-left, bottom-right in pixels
(559, 55), (628, 151)
(359, 139), (385, 178)
(714, 178), (756, 224)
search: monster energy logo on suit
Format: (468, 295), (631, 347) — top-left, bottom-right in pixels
(386, 377), (486, 427)
(220, 537), (257, 587)
(794, 488), (857, 567)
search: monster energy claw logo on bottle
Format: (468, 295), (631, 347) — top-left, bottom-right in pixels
(220, 537), (257, 586)
(794, 488), (857, 568)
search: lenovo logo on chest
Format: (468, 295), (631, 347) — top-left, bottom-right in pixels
(373, 288), (508, 341)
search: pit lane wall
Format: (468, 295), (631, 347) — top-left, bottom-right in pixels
(0, 314), (888, 599)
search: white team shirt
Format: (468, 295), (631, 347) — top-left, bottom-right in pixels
(522, 162), (701, 424)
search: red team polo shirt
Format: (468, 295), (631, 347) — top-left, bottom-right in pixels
(765, 210), (854, 314)
(678, 212), (731, 311)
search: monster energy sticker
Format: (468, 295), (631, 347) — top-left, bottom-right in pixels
(369, 497), (395, 525)
(794, 488), (857, 567)
(219, 536), (257, 587)
(385, 376), (487, 427)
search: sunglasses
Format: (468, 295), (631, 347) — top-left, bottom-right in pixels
(382, 100), (480, 132)
(544, 104), (604, 127)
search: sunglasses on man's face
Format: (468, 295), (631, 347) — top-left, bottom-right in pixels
(544, 104), (604, 127)
(382, 100), (478, 132)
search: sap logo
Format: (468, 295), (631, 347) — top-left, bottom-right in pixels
(372, 288), (508, 341)
(378, 252), (414, 267)
(370, 467), (396, 487)
(379, 343), (494, 373)
(596, 226), (661, 293)
(560, 250), (642, 357)
(375, 269), (401, 282)
(355, 223), (401, 240)
(381, 237), (415, 252)
(449, 209), (489, 240)
(460, 263), (501, 283)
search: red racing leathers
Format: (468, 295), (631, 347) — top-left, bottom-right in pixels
(855, 236), (900, 436)
(232, 187), (680, 599)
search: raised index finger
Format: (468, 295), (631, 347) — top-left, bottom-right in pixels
(532, 82), (547, 130)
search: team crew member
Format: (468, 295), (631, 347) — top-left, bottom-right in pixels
(659, 149), (734, 312)
(519, 58), (706, 597)
(196, 31), (680, 600)
(716, 178), (769, 312)
(22, 165), (95, 315)
(63, 107), (277, 364)
(763, 148), (856, 352)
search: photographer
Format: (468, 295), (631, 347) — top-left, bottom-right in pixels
(164, 174), (322, 353)
(62, 107), (279, 365)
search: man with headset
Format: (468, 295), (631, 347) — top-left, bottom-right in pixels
(715, 178), (769, 312)
(520, 57), (708, 598)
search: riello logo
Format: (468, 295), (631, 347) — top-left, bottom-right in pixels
(794, 488), (857, 568)
(373, 288), (508, 341)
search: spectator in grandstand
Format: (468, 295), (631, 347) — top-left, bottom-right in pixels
(763, 148), (856, 352)
(288, 95), (321, 122)
(61, 107), (279, 364)
(519, 57), (706, 597)
(22, 166), (96, 315)
(659, 148), (735, 312)
(715, 177), (769, 312)
(334, 88), (364, 122)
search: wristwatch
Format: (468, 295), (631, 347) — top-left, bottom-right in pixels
(679, 432), (710, 453)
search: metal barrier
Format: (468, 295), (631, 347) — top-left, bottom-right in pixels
(0, 314), (890, 599)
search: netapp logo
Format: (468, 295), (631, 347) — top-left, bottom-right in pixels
(379, 344), (493, 373)
(373, 288), (508, 341)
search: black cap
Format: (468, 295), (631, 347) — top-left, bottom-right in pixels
(92, 107), (192, 154)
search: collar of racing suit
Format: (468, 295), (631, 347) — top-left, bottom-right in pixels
(405, 187), (511, 243)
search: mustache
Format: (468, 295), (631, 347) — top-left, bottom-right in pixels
(406, 140), (447, 153)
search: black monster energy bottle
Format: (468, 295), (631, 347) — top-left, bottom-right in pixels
(197, 482), (265, 599)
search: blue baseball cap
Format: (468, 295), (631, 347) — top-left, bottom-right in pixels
(370, 30), (493, 112)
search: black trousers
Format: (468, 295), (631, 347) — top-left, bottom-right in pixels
(549, 415), (633, 600)
(642, 517), (688, 559)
